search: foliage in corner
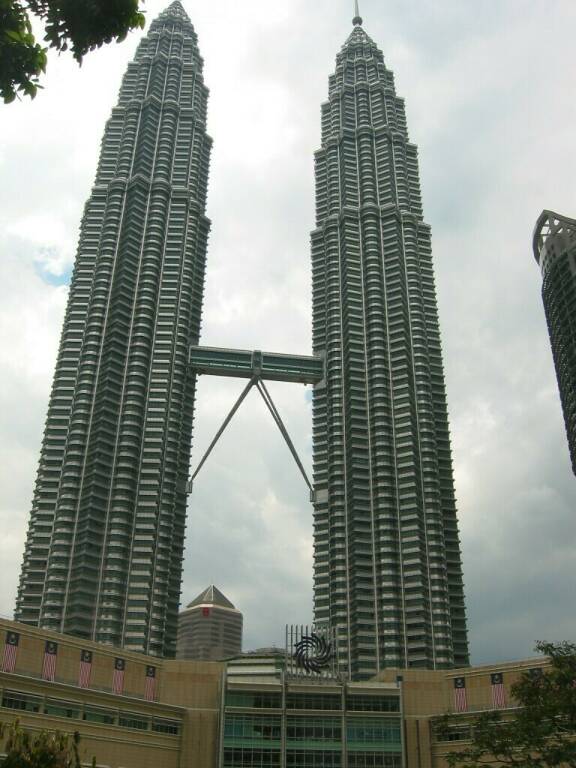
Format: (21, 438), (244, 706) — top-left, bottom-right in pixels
(0, 0), (145, 104)
(437, 641), (576, 768)
(26, 0), (145, 60)
(0, 0), (47, 102)
(0, 719), (97, 767)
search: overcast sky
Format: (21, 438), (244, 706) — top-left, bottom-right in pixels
(1, 0), (576, 666)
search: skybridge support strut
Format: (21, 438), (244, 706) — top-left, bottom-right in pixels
(188, 374), (313, 496)
(188, 376), (256, 492)
(256, 378), (313, 493)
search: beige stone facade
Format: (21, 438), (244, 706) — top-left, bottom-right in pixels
(376, 660), (546, 768)
(0, 618), (223, 767)
(0, 619), (545, 767)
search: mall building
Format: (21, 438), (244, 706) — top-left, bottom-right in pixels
(0, 619), (544, 768)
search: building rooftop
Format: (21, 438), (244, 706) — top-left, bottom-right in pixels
(186, 585), (237, 610)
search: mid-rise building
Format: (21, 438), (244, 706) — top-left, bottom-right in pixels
(176, 586), (243, 661)
(15, 0), (212, 657)
(311, 10), (469, 676)
(0, 617), (544, 768)
(222, 650), (403, 768)
(533, 210), (576, 475)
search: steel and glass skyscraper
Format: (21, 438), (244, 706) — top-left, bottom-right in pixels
(15, 0), (211, 657)
(533, 210), (576, 476)
(311, 12), (469, 676)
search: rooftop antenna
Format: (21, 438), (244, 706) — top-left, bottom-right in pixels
(353, 0), (363, 26)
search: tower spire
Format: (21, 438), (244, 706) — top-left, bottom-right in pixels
(352, 0), (363, 26)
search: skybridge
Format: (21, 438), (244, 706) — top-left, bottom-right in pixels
(188, 346), (324, 495)
(189, 346), (324, 385)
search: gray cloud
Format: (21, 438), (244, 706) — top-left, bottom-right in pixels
(1, 0), (576, 665)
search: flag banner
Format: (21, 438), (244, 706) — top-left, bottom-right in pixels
(145, 665), (156, 701)
(202, 607), (210, 617)
(42, 640), (58, 681)
(78, 650), (93, 688)
(112, 657), (125, 695)
(453, 677), (468, 712)
(491, 672), (506, 708)
(1, 631), (19, 673)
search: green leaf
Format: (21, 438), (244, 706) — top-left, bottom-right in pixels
(2, 0), (145, 105)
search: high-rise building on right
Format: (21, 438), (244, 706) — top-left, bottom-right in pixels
(533, 210), (576, 475)
(311, 8), (469, 677)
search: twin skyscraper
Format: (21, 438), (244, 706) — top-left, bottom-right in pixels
(16, 1), (470, 678)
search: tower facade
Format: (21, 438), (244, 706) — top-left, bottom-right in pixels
(15, 1), (211, 657)
(533, 210), (576, 475)
(311, 14), (469, 676)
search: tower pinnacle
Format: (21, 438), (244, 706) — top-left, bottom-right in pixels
(352, 0), (363, 26)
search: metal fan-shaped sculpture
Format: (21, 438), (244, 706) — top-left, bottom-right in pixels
(293, 633), (332, 674)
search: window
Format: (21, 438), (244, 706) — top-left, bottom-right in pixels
(347, 718), (401, 746)
(286, 751), (341, 768)
(44, 699), (81, 719)
(152, 718), (181, 735)
(286, 693), (341, 711)
(118, 713), (150, 731)
(224, 714), (281, 742)
(434, 725), (471, 743)
(223, 747), (281, 768)
(347, 696), (400, 713)
(83, 706), (116, 725)
(286, 717), (341, 742)
(348, 755), (401, 768)
(226, 691), (281, 709)
(1, 691), (42, 713)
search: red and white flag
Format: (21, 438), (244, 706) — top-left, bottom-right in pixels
(42, 640), (58, 681)
(145, 665), (156, 701)
(491, 672), (506, 708)
(2, 631), (19, 673)
(112, 657), (125, 695)
(453, 676), (468, 712)
(78, 650), (93, 688)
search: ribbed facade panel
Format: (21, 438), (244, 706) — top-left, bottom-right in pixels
(16, 1), (211, 658)
(312, 23), (469, 678)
